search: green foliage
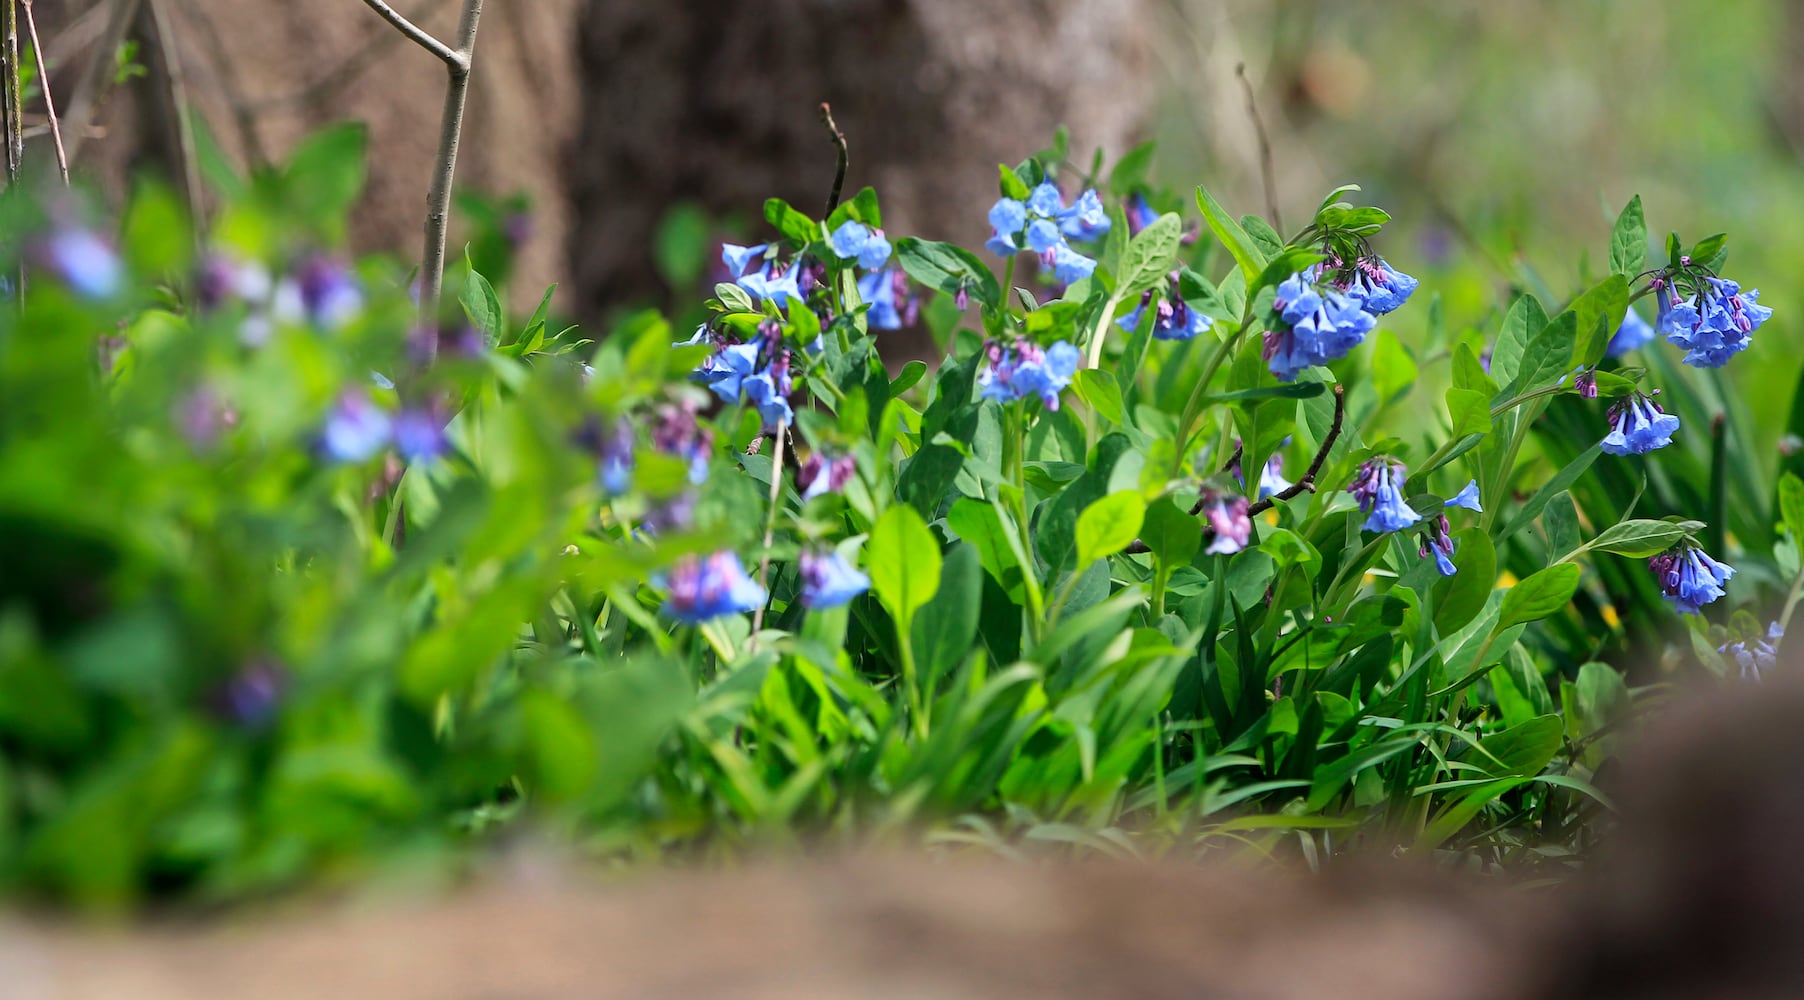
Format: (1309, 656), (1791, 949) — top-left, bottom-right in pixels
(0, 122), (1785, 912)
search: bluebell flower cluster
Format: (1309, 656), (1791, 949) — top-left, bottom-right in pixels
(799, 449), (856, 501)
(1117, 274), (1213, 342)
(1263, 273), (1378, 382)
(1722, 622), (1784, 682)
(986, 182), (1106, 284)
(977, 338), (1079, 411)
(799, 549), (870, 609)
(40, 228), (123, 300)
(1319, 255), (1419, 316)
(828, 221), (893, 271)
(1655, 274), (1772, 368)
(319, 392), (447, 464)
(1600, 392), (1679, 456)
(1606, 308), (1656, 357)
(1349, 458), (1420, 533)
(1201, 492), (1253, 555)
(587, 403), (713, 506)
(662, 552), (767, 624)
(197, 254), (363, 344)
(693, 322), (795, 429)
(722, 243), (805, 308)
(856, 267), (919, 331)
(1648, 543), (1734, 615)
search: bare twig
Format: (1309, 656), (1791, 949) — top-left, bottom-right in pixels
(175, 0), (266, 166)
(21, 0), (66, 185)
(248, 0), (453, 113)
(140, 0), (202, 223)
(1235, 62), (1279, 233)
(819, 101), (847, 216)
(359, 0), (463, 70)
(362, 0), (482, 344)
(1126, 384), (1344, 555)
(64, 0), (144, 165)
(3, 0), (22, 184)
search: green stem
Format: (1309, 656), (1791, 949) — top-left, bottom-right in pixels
(1171, 306), (1255, 476)
(898, 610), (927, 738)
(1000, 405), (1047, 641)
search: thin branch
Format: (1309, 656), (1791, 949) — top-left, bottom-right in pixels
(748, 423), (788, 644)
(819, 101), (847, 216)
(141, 0), (202, 224)
(1235, 62), (1279, 233)
(21, 0), (66, 185)
(63, 0), (143, 165)
(3, 0), (22, 184)
(1126, 384), (1344, 555)
(359, 0), (463, 70)
(412, 0), (482, 344)
(248, 0), (453, 113)
(173, 0), (266, 167)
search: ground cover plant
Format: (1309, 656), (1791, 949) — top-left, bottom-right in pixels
(0, 114), (1798, 910)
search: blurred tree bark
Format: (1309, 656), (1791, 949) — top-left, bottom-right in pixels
(51, 0), (1152, 338)
(566, 0), (1154, 329)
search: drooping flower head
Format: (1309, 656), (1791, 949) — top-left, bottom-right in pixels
(211, 658), (289, 729)
(39, 228), (124, 300)
(1117, 273), (1213, 342)
(1349, 457), (1421, 533)
(320, 391), (392, 463)
(1257, 453), (1291, 502)
(799, 549), (871, 609)
(1575, 368), (1599, 399)
(1202, 492), (1253, 555)
(1124, 194), (1159, 237)
(1264, 272), (1377, 382)
(1607, 308), (1656, 357)
(977, 338), (1079, 411)
(857, 266), (918, 330)
(693, 322), (794, 430)
(651, 402), (713, 486)
(984, 180), (1103, 282)
(1445, 479), (1483, 513)
(1418, 514), (1458, 577)
(1600, 391), (1679, 456)
(1322, 254), (1419, 316)
(1655, 272), (1771, 368)
(662, 552), (767, 623)
(798, 448), (856, 501)
(293, 255), (364, 330)
(581, 414), (636, 494)
(1648, 542), (1734, 615)
(393, 407), (450, 464)
(828, 221), (893, 271)
(1722, 621), (1784, 682)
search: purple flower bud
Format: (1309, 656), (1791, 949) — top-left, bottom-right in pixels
(1575, 368), (1598, 399)
(212, 658), (288, 728)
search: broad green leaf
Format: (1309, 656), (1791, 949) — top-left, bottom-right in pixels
(947, 497), (1025, 603)
(1194, 184), (1268, 286)
(1118, 213), (1183, 295)
(1587, 518), (1690, 558)
(763, 198), (816, 244)
(868, 504), (943, 621)
(1495, 564), (1581, 632)
(997, 163), (1030, 201)
(910, 543), (984, 689)
(1608, 195), (1646, 278)
(1569, 275), (1630, 370)
(1074, 369), (1124, 426)
(1544, 492), (1581, 559)
(1490, 294), (1548, 386)
(1446, 387), (1491, 439)
(1433, 528), (1494, 633)
(1450, 342), (1499, 397)
(896, 238), (1001, 310)
(1139, 496), (1201, 569)
(1779, 473), (1804, 553)
(1472, 715), (1563, 777)
(461, 268), (504, 344)
(1075, 491), (1146, 568)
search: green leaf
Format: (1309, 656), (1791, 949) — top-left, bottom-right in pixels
(868, 505), (943, 622)
(1107, 141), (1157, 192)
(1608, 195), (1646, 279)
(461, 268), (504, 344)
(282, 123), (369, 230)
(763, 198), (816, 244)
(1197, 382), (1326, 405)
(1446, 387), (1492, 439)
(910, 543), (983, 689)
(947, 497), (1025, 603)
(896, 238), (1001, 310)
(998, 163), (1030, 201)
(1451, 342), (1500, 398)
(1505, 310), (1576, 396)
(1495, 564), (1581, 632)
(1568, 275), (1630, 370)
(716, 282), (756, 313)
(1140, 496), (1201, 569)
(1075, 491), (1146, 568)
(1251, 248), (1328, 298)
(1194, 184), (1268, 286)
(896, 443), (966, 517)
(1779, 473), (1804, 553)
(1587, 518), (1690, 558)
(1545, 492), (1581, 559)
(1490, 294), (1548, 386)
(1472, 715), (1563, 777)
(1372, 330), (1418, 403)
(652, 202), (711, 290)
(1434, 528), (1495, 633)
(1117, 213), (1183, 295)
(1687, 233), (1728, 268)
(122, 181), (194, 277)
(1074, 369), (1124, 426)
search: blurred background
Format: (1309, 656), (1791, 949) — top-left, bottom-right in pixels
(36, 0), (1804, 441)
